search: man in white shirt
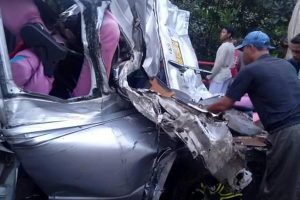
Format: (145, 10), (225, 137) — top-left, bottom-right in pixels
(206, 27), (235, 95)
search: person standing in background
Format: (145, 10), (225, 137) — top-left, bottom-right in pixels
(205, 27), (235, 95)
(288, 33), (300, 78)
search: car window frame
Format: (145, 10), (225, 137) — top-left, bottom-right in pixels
(0, 9), (111, 103)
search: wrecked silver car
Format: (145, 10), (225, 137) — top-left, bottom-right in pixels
(0, 0), (266, 199)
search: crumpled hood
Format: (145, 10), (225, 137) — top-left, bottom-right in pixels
(110, 0), (250, 189)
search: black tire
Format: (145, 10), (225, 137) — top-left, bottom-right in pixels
(160, 150), (210, 200)
(160, 149), (243, 200)
(15, 167), (48, 200)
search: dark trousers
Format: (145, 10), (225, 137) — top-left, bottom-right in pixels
(259, 124), (300, 200)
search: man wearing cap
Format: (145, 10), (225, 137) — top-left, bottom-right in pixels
(207, 31), (300, 200)
(289, 33), (300, 78)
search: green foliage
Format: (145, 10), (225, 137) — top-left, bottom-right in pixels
(171, 0), (297, 60)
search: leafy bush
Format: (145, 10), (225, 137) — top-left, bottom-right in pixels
(172, 0), (296, 60)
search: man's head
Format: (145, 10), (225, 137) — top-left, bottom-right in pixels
(290, 33), (300, 62)
(220, 27), (234, 42)
(236, 31), (274, 64)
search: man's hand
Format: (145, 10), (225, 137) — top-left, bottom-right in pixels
(202, 78), (211, 85)
(207, 96), (234, 113)
(150, 78), (175, 98)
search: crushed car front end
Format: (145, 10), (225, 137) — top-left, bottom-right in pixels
(0, 0), (266, 200)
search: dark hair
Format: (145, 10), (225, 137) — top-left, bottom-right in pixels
(291, 33), (300, 44)
(222, 26), (235, 38)
(254, 45), (267, 51)
(280, 36), (288, 48)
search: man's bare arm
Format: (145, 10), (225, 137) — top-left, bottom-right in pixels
(207, 96), (234, 113)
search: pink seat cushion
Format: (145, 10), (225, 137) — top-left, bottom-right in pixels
(11, 50), (54, 94)
(99, 10), (120, 77)
(234, 94), (254, 109)
(253, 112), (260, 123)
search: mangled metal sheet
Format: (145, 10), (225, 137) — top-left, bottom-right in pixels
(121, 86), (247, 189)
(120, 0), (161, 77)
(74, 0), (110, 94)
(224, 109), (263, 136)
(156, 0), (211, 101)
(111, 0), (161, 79)
(111, 0), (210, 101)
(113, 0), (248, 189)
(110, 1), (135, 49)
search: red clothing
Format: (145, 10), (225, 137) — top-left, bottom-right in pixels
(231, 50), (241, 77)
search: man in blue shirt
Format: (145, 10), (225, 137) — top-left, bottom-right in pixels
(207, 31), (300, 200)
